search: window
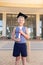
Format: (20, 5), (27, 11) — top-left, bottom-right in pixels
(26, 14), (36, 39)
(0, 14), (3, 37)
(6, 14), (17, 38)
(40, 15), (43, 39)
(6, 14), (36, 39)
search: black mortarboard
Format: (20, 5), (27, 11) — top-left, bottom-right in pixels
(17, 12), (28, 19)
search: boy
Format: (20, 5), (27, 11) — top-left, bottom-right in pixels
(12, 12), (29, 65)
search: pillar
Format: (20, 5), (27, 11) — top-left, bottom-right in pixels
(2, 12), (6, 37)
(36, 14), (40, 39)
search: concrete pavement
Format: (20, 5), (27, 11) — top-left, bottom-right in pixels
(0, 40), (43, 65)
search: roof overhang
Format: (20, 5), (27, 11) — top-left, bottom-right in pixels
(0, 2), (43, 8)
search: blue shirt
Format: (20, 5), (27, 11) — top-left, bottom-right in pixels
(15, 26), (27, 43)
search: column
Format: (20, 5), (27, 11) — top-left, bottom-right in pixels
(2, 12), (6, 37)
(36, 14), (40, 39)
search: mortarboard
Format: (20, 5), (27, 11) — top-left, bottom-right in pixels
(17, 12), (28, 19)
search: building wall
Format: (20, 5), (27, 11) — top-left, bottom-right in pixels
(0, 0), (43, 4)
(0, 0), (43, 39)
(0, 7), (42, 39)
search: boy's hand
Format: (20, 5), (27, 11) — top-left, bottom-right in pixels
(19, 30), (24, 35)
(15, 38), (21, 42)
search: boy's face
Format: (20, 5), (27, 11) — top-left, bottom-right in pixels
(17, 16), (25, 26)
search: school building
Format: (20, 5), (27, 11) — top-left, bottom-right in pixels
(0, 0), (43, 39)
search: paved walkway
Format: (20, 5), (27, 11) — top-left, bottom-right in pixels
(0, 40), (43, 50)
(0, 40), (43, 65)
(0, 50), (43, 65)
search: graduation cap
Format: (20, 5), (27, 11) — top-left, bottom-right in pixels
(17, 12), (28, 19)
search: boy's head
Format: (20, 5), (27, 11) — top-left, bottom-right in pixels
(17, 12), (28, 26)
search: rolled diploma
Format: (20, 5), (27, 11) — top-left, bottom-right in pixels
(18, 33), (20, 38)
(18, 27), (22, 38)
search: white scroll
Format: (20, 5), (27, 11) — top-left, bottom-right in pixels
(18, 26), (22, 38)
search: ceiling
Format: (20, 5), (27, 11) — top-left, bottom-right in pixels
(0, 7), (43, 14)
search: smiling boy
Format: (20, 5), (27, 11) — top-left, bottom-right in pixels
(12, 12), (29, 65)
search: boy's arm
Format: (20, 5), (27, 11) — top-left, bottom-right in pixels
(11, 27), (16, 40)
(19, 27), (30, 40)
(11, 27), (20, 42)
(23, 27), (29, 40)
